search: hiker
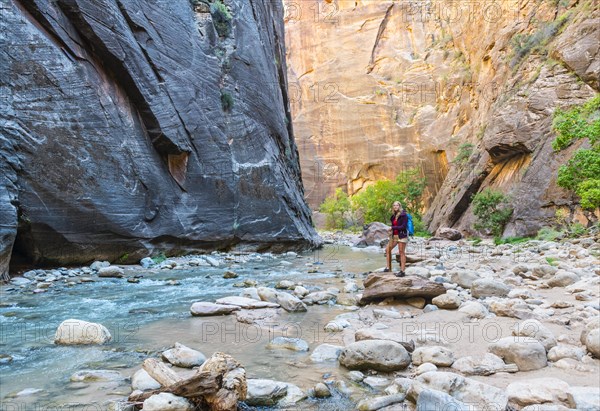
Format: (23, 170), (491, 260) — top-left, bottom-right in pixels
(385, 201), (408, 276)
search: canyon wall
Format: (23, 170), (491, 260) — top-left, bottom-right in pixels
(285, 0), (599, 234)
(0, 0), (319, 280)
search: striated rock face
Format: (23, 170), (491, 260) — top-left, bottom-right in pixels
(0, 0), (319, 279)
(285, 0), (599, 234)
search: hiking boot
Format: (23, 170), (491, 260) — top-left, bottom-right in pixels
(395, 271), (405, 277)
(383, 268), (391, 272)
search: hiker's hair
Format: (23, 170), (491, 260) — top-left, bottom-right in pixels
(392, 201), (403, 217)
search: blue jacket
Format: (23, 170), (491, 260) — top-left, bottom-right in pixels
(391, 211), (408, 238)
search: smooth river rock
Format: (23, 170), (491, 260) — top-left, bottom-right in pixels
(54, 319), (112, 345)
(338, 340), (411, 372)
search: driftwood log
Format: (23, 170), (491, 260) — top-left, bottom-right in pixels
(128, 353), (245, 411)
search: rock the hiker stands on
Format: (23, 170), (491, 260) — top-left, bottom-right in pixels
(359, 273), (446, 305)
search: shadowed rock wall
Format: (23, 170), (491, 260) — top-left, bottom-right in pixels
(0, 0), (319, 280)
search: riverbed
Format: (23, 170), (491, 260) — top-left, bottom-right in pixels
(0, 244), (383, 409)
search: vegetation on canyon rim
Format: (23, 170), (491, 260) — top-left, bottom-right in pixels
(552, 95), (600, 211)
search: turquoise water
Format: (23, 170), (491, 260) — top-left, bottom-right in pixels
(0, 245), (383, 409)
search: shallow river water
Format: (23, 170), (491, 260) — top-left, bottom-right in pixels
(0, 245), (385, 410)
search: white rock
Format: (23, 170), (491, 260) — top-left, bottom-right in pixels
(506, 378), (570, 407)
(363, 376), (389, 390)
(488, 337), (547, 371)
(412, 346), (454, 367)
(414, 371), (507, 410)
(267, 337), (309, 352)
(471, 278), (509, 298)
(431, 293), (461, 309)
(190, 302), (240, 316)
(131, 369), (160, 391)
(310, 344), (343, 362)
(416, 363), (437, 375)
(547, 344), (585, 362)
(451, 353), (518, 375)
(54, 319), (112, 345)
(97, 266), (124, 278)
(215, 296), (279, 309)
(246, 379), (288, 406)
(458, 301), (489, 319)
(567, 386), (600, 410)
(162, 342), (206, 368)
(143, 393), (194, 411)
(584, 328), (600, 358)
(512, 319), (557, 351)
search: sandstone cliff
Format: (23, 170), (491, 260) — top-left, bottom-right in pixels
(285, 0), (599, 234)
(0, 0), (319, 280)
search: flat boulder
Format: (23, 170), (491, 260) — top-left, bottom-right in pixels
(359, 274), (445, 304)
(161, 342), (206, 368)
(246, 379), (288, 406)
(339, 340), (410, 372)
(215, 296), (279, 309)
(190, 302), (240, 316)
(354, 328), (415, 352)
(435, 227), (462, 240)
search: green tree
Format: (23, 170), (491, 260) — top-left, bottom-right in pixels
(472, 188), (513, 237)
(552, 95), (600, 210)
(319, 188), (351, 229)
(351, 168), (426, 223)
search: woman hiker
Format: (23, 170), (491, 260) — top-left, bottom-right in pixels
(384, 201), (408, 276)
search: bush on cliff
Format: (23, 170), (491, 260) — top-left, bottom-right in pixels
(472, 188), (513, 237)
(552, 95), (600, 211)
(210, 0), (232, 38)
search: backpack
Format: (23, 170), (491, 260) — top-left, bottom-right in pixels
(406, 213), (414, 236)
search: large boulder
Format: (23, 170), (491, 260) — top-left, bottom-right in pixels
(339, 340), (410, 372)
(256, 287), (307, 312)
(354, 222), (391, 247)
(507, 378), (570, 407)
(411, 346), (455, 367)
(471, 279), (510, 299)
(354, 328), (415, 352)
(190, 302), (240, 316)
(511, 319), (557, 351)
(359, 274), (446, 304)
(54, 319), (112, 345)
(435, 227), (462, 240)
(412, 371), (508, 410)
(161, 342), (206, 368)
(245, 379), (288, 406)
(584, 328), (600, 358)
(488, 337), (547, 371)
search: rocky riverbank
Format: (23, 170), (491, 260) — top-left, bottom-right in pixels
(2, 233), (599, 410)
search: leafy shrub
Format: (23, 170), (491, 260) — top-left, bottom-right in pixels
(493, 236), (530, 245)
(211, 0), (232, 38)
(472, 188), (513, 237)
(452, 143), (474, 166)
(536, 226), (562, 241)
(152, 253), (167, 264)
(553, 95), (600, 210)
(567, 222), (587, 237)
(221, 91), (234, 111)
(351, 168), (426, 223)
(319, 188), (351, 230)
